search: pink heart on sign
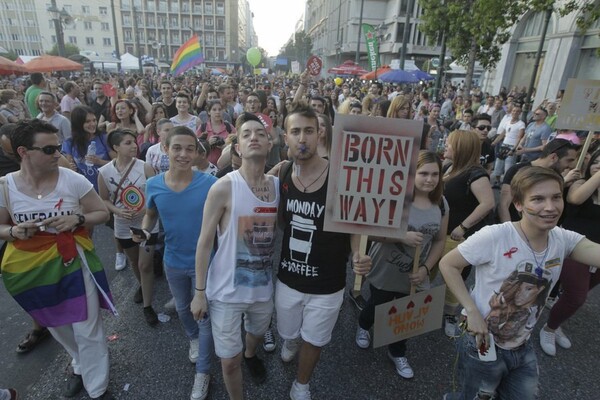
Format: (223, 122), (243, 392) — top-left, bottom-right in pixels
(388, 306), (397, 315)
(424, 295), (433, 304)
(407, 301), (415, 309)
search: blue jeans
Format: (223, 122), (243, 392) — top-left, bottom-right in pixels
(447, 332), (538, 400)
(164, 265), (213, 374)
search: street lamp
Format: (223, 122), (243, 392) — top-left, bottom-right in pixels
(47, 0), (71, 57)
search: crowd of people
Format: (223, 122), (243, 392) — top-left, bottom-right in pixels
(0, 67), (598, 400)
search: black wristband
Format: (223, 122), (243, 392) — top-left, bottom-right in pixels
(195, 287), (206, 292)
(9, 226), (16, 239)
(420, 264), (431, 273)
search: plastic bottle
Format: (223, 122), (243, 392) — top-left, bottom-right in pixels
(86, 141), (96, 167)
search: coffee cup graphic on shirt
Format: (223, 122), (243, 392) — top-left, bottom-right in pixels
(289, 214), (317, 264)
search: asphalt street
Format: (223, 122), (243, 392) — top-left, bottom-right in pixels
(2, 224), (600, 400)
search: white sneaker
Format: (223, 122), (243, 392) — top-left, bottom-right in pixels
(164, 297), (176, 312)
(115, 252), (127, 271)
(539, 327), (556, 356)
(444, 315), (458, 338)
(189, 338), (199, 363)
(355, 327), (371, 349)
(554, 326), (572, 349)
(388, 351), (414, 379)
(289, 380), (311, 400)
(190, 373), (209, 400)
(263, 328), (276, 353)
(281, 339), (301, 363)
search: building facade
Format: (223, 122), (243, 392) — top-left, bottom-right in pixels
(119, 0), (255, 67)
(0, 0), (44, 56)
(480, 1), (599, 105)
(304, 0), (443, 72)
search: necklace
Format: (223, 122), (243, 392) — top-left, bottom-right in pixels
(295, 164), (329, 193)
(518, 222), (549, 279)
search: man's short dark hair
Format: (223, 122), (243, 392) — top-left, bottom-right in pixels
(540, 138), (579, 159)
(63, 81), (77, 94)
(310, 96), (326, 106)
(11, 119), (59, 162)
(165, 126), (199, 150)
(30, 72), (44, 85)
(284, 101), (319, 132)
(235, 112), (264, 133)
(472, 113), (491, 126)
(463, 108), (474, 116)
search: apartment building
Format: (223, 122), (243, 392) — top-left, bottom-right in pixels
(0, 0), (44, 56)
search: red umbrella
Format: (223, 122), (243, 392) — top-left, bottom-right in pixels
(0, 56), (26, 75)
(327, 60), (368, 76)
(359, 65), (392, 80)
(24, 55), (83, 73)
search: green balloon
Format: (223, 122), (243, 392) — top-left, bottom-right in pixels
(246, 47), (261, 67)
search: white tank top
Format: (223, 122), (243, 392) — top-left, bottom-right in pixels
(206, 170), (279, 304)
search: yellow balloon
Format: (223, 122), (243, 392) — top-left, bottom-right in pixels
(334, 77), (343, 86)
(246, 48), (261, 67)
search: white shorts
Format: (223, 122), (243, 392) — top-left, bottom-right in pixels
(275, 280), (344, 347)
(209, 299), (273, 359)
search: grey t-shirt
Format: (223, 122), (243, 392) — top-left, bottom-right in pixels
(521, 121), (552, 161)
(366, 197), (448, 293)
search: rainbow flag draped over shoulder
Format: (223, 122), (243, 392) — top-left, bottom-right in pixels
(1, 229), (114, 327)
(170, 35), (204, 76)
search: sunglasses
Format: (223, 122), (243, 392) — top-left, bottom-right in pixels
(28, 145), (62, 155)
(476, 125), (492, 131)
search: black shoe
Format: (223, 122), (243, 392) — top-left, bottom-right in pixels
(133, 287), (143, 304)
(64, 374), (83, 398)
(92, 391), (114, 400)
(16, 327), (51, 353)
(347, 289), (367, 311)
(243, 354), (266, 384)
(144, 306), (158, 326)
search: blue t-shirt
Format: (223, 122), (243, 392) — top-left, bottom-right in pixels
(62, 134), (111, 191)
(146, 171), (217, 269)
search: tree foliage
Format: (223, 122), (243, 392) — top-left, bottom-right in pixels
(2, 50), (19, 61)
(279, 31), (313, 64)
(47, 43), (80, 58)
(419, 0), (598, 91)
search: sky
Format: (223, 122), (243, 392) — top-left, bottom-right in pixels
(248, 0), (306, 56)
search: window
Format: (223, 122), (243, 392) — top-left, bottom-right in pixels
(216, 2), (225, 15)
(147, 15), (155, 26)
(7, 18), (13, 25)
(205, 33), (214, 45)
(169, 1), (179, 12)
(49, 20), (55, 29)
(84, 21), (92, 30)
(158, 1), (167, 12)
(123, 14), (131, 26)
(124, 30), (132, 41)
(101, 22), (109, 30)
(206, 49), (214, 60)
(182, 2), (189, 12)
(127, 46), (134, 53)
(86, 37), (94, 45)
(216, 18), (224, 30)
(51, 35), (56, 43)
(170, 16), (178, 27)
(193, 2), (201, 13)
(171, 32), (180, 45)
(205, 1), (213, 14)
(182, 16), (190, 28)
(69, 36), (77, 44)
(216, 34), (225, 46)
(82, 5), (90, 14)
(194, 17), (202, 29)
(218, 50), (224, 60)
(146, 0), (155, 11)
(99, 6), (107, 15)
(205, 17), (213, 27)
(11, 33), (19, 41)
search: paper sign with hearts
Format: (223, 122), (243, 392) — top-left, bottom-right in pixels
(373, 285), (446, 348)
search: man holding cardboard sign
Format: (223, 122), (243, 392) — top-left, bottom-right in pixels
(276, 103), (371, 400)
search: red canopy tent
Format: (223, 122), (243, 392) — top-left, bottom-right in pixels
(0, 56), (26, 75)
(24, 55), (83, 73)
(327, 60), (368, 76)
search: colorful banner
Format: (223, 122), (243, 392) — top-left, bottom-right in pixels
(362, 24), (380, 72)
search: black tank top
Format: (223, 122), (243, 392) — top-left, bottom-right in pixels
(278, 171), (351, 294)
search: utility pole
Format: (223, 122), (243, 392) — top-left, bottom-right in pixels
(399, 0), (414, 70)
(110, 0), (120, 59)
(49, 0), (66, 57)
(132, 4), (143, 72)
(355, 0), (365, 64)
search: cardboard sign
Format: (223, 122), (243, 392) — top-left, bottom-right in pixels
(306, 55), (322, 76)
(102, 83), (117, 97)
(324, 114), (422, 238)
(373, 285), (446, 348)
(555, 79), (600, 131)
(291, 61), (301, 75)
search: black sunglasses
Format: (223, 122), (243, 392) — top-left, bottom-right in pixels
(476, 125), (492, 131)
(28, 145), (62, 155)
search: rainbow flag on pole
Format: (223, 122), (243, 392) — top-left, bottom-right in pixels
(170, 35), (204, 76)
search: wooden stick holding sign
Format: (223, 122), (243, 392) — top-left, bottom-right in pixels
(352, 235), (368, 297)
(576, 131), (595, 171)
(409, 245), (422, 296)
